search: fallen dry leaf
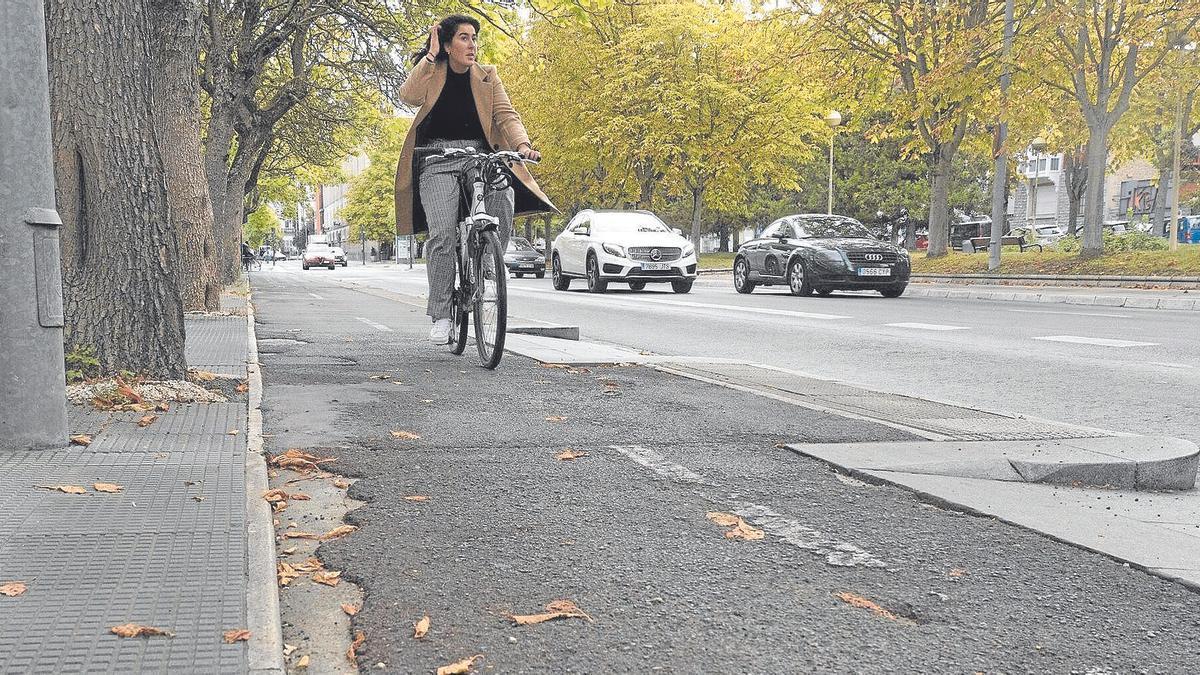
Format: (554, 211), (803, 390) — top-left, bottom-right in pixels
(390, 430), (421, 440)
(277, 562), (300, 586)
(282, 546), (297, 555)
(289, 492), (311, 501)
(223, 629), (251, 643)
(110, 623), (174, 638)
(403, 495), (429, 502)
(36, 484), (88, 495)
(706, 512), (765, 541)
(544, 416), (568, 422)
(190, 370), (218, 382)
(282, 532), (319, 540)
(0, 582), (27, 597)
(341, 603), (360, 617)
(332, 479), (350, 489)
(293, 558), (324, 573)
(235, 382), (249, 393)
(346, 631), (366, 667)
(271, 501), (288, 514)
(437, 654), (482, 675)
(137, 414), (158, 428)
(312, 570), (342, 587)
(295, 654), (310, 669)
(835, 592), (913, 624)
(949, 568), (968, 578)
(773, 442), (788, 449)
(507, 599), (592, 626)
(227, 429), (239, 436)
(156, 402), (170, 412)
(555, 449), (588, 461)
(93, 482), (124, 494)
(413, 615), (430, 639)
(369, 374), (392, 380)
(262, 489), (290, 503)
(69, 434), (93, 447)
(320, 525), (357, 540)
(283, 643), (298, 656)
(269, 449), (336, 473)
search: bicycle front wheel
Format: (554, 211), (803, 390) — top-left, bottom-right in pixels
(448, 289), (469, 355)
(472, 229), (507, 369)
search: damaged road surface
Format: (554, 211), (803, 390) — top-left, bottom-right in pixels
(251, 270), (1200, 674)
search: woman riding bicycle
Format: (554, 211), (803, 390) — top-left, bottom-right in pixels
(394, 14), (555, 344)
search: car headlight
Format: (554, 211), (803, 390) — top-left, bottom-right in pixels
(602, 243), (625, 257)
(897, 247), (910, 258)
(816, 249), (844, 263)
(681, 244), (695, 258)
(536, 257), (546, 264)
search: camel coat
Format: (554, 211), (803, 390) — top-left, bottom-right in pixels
(394, 58), (555, 236)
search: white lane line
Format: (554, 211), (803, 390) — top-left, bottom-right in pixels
(885, 322), (969, 331)
(609, 445), (708, 484)
(309, 293), (324, 299)
(1145, 361), (1195, 369)
(518, 287), (852, 321)
(607, 446), (887, 568)
(731, 502), (888, 568)
(1007, 308), (1129, 318)
(355, 317), (393, 332)
(1033, 335), (1158, 348)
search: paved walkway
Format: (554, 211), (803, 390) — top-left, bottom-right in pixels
(0, 296), (259, 673)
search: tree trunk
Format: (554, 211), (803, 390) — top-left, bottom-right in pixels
(524, 218), (532, 243)
(202, 100), (243, 283)
(690, 186), (704, 251)
(1152, 167), (1171, 238)
(926, 145), (956, 258)
(1081, 127), (1110, 257)
(46, 0), (187, 378)
(1063, 145), (1087, 238)
(151, 0), (219, 311)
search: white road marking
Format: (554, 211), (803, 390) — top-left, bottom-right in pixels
(1145, 361), (1195, 369)
(355, 317), (393, 332)
(608, 446), (888, 568)
(885, 322), (969, 331)
(1033, 335), (1158, 347)
(518, 287), (852, 321)
(1007, 308), (1129, 318)
(731, 502), (887, 568)
(309, 293), (324, 299)
(609, 445), (707, 484)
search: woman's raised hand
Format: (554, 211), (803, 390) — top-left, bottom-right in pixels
(427, 24), (441, 59)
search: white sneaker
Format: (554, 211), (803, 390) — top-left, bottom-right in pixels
(429, 318), (452, 344)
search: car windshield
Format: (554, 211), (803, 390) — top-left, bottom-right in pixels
(592, 212), (671, 234)
(508, 238), (537, 252)
(794, 216), (874, 239)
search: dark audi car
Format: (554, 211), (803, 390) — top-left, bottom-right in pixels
(734, 214), (910, 297)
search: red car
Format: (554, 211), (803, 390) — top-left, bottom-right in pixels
(302, 246), (337, 270)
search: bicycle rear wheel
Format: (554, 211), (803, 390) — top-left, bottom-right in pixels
(447, 288), (469, 355)
(472, 229), (507, 369)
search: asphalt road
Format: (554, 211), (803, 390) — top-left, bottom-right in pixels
(251, 264), (1200, 673)
(296, 260), (1199, 446)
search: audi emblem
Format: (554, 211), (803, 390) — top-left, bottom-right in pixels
(864, 253), (884, 261)
(650, 248), (662, 261)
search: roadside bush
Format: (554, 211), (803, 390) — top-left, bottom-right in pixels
(1051, 231), (1169, 254)
(65, 345), (100, 384)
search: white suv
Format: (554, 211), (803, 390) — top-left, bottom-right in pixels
(551, 210), (698, 294)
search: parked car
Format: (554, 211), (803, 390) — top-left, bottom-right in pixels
(1008, 224), (1065, 246)
(329, 246), (348, 267)
(733, 214), (911, 297)
(302, 245), (337, 270)
(504, 237), (546, 278)
(551, 209), (698, 294)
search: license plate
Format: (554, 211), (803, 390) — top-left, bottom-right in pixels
(857, 267), (891, 277)
(641, 262), (670, 271)
(519, 263), (536, 268)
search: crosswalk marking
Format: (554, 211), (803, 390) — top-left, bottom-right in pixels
(1033, 335), (1158, 347)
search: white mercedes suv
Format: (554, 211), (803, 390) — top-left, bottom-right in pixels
(550, 209), (698, 294)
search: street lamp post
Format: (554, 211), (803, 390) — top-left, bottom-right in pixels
(0, 0), (69, 451)
(1028, 137), (1047, 237)
(825, 110), (843, 215)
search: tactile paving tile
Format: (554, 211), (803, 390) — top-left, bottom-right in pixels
(917, 417), (1112, 441)
(184, 316), (248, 368)
(811, 395), (1010, 421)
(104, 403), (245, 437)
(0, 531), (246, 674)
(0, 453), (244, 536)
(89, 431), (243, 458)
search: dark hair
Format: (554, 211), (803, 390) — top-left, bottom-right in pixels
(412, 14), (481, 64)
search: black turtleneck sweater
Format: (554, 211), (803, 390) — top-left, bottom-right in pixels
(422, 65), (488, 148)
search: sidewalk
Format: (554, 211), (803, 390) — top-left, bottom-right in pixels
(0, 294), (276, 673)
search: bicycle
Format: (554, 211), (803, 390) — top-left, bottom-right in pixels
(416, 146), (536, 369)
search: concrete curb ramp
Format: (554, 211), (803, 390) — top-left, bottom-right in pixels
(786, 437), (1198, 491)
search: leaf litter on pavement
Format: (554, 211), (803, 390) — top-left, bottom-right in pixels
(706, 512), (765, 541)
(93, 482), (124, 493)
(437, 654), (483, 675)
(834, 592), (915, 625)
(390, 430), (421, 440)
(413, 615), (430, 639)
(346, 631), (366, 667)
(0, 582), (28, 597)
(69, 434), (92, 446)
(341, 603), (360, 617)
(555, 448), (588, 461)
(35, 484), (88, 495)
(507, 599), (592, 626)
(223, 629), (251, 643)
(110, 623), (174, 638)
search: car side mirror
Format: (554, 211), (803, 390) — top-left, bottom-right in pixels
(673, 228), (684, 237)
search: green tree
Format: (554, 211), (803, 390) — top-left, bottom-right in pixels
(243, 205), (283, 249)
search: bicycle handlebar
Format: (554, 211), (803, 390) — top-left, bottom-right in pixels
(415, 146), (539, 166)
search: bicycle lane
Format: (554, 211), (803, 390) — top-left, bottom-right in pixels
(249, 276), (1200, 674)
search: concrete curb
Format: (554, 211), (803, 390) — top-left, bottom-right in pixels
(243, 295), (286, 675)
(913, 273), (1200, 289)
(903, 286), (1198, 310)
(509, 325), (580, 340)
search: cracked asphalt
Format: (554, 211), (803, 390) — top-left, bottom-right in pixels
(253, 271), (1200, 674)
